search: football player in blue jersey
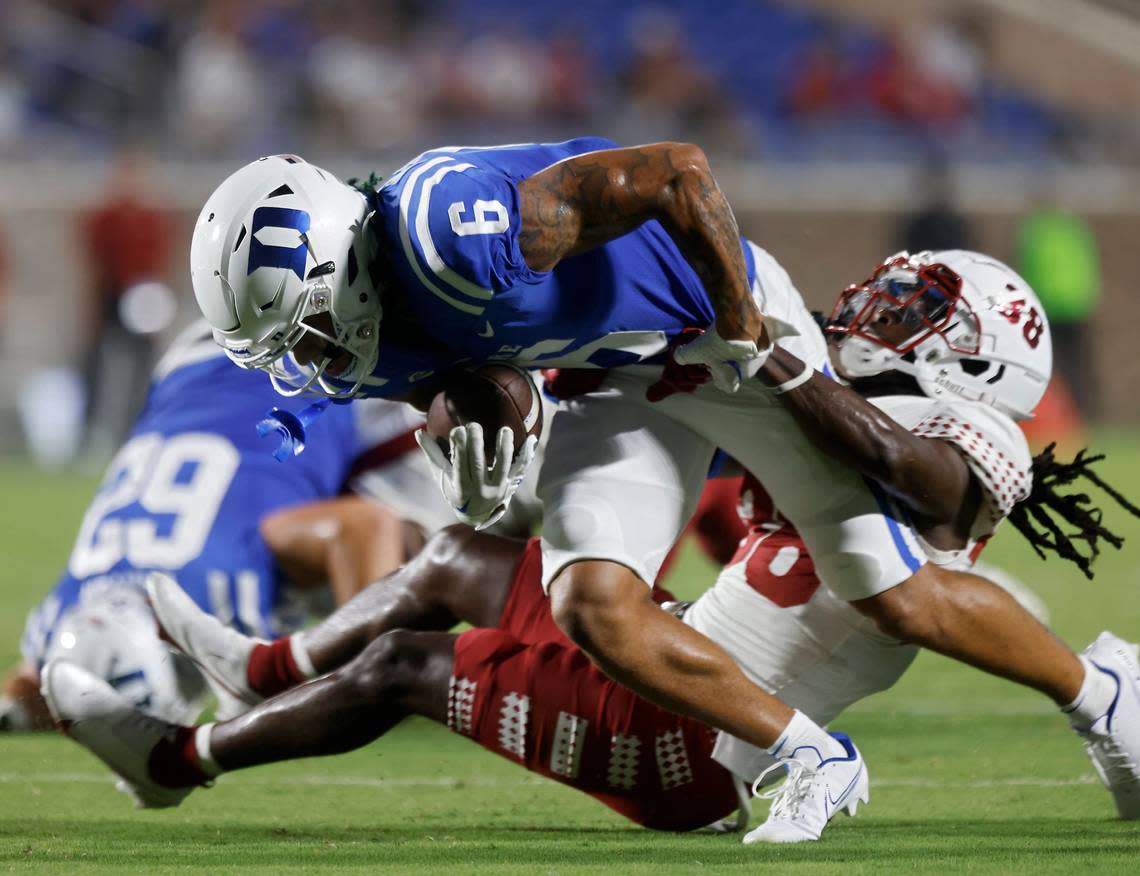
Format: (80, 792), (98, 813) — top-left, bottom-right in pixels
(179, 143), (1127, 840)
(1, 320), (458, 732)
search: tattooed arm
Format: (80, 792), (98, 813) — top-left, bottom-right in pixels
(759, 346), (975, 528)
(517, 143), (765, 344)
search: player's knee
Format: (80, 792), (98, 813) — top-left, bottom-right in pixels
(418, 524), (479, 567)
(852, 565), (948, 644)
(549, 561), (647, 655)
(349, 629), (427, 704)
(401, 525), (480, 597)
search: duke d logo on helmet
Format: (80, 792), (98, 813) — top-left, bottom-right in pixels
(248, 207), (311, 280)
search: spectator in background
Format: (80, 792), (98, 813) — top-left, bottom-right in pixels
(439, 27), (552, 123)
(785, 25), (859, 119)
(0, 220), (7, 352)
(79, 147), (175, 460)
(305, 0), (421, 151)
(172, 1), (266, 156)
(544, 29), (594, 123)
(896, 160), (974, 253)
(869, 12), (985, 133)
(1016, 202), (1102, 417)
(616, 7), (743, 153)
(0, 39), (25, 153)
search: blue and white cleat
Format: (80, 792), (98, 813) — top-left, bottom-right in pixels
(742, 732), (869, 844)
(1078, 631), (1140, 819)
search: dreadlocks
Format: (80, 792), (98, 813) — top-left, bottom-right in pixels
(1007, 443), (1140, 580)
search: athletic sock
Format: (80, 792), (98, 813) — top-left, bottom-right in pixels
(148, 724), (221, 788)
(245, 636), (317, 698)
(767, 709), (847, 766)
(1063, 655), (1119, 730)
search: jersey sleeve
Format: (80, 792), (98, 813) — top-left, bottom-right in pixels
(399, 161), (548, 318)
(909, 400), (1033, 534)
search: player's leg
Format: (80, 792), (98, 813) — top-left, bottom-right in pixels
(149, 527), (528, 705)
(206, 630), (455, 770)
(549, 560), (794, 744)
(538, 392), (865, 842)
(298, 526), (527, 669)
(685, 540), (920, 784)
(653, 343), (1129, 813)
(851, 564), (1084, 705)
(539, 392), (795, 741)
(849, 563), (1140, 818)
(40, 629), (458, 806)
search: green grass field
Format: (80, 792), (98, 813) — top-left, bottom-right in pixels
(3, 434), (1140, 874)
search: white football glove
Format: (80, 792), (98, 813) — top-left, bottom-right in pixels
(415, 423), (538, 531)
(671, 326), (771, 393)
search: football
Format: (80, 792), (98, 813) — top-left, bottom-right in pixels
(425, 364), (544, 464)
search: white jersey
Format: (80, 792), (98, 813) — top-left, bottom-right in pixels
(538, 242), (926, 602)
(867, 394), (1032, 567)
(685, 390), (1033, 782)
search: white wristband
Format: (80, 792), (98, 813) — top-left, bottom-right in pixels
(772, 362), (813, 395)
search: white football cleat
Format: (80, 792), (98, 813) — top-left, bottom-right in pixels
(743, 732), (869, 844)
(146, 572), (263, 713)
(1078, 631), (1140, 819)
(40, 660), (195, 809)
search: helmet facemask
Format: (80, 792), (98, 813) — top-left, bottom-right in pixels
(827, 254), (980, 382)
(219, 226), (381, 400)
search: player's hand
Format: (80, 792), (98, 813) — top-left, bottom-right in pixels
(672, 325), (771, 394)
(646, 327), (712, 402)
(415, 423), (537, 530)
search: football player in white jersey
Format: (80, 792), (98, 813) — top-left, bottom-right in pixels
(41, 250), (1140, 841)
(695, 249), (1140, 838)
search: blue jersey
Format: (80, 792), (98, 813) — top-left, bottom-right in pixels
(21, 326), (381, 669)
(358, 138), (757, 398)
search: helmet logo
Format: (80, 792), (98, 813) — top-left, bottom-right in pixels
(996, 298), (1044, 349)
(248, 206), (311, 280)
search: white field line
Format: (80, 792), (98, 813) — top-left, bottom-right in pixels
(0, 772), (1101, 790)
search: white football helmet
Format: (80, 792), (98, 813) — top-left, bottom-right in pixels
(190, 155), (381, 398)
(43, 588), (209, 726)
(827, 250), (1052, 420)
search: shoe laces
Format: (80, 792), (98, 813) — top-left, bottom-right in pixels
(752, 760), (817, 821)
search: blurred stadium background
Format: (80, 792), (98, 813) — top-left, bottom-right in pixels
(0, 0), (1139, 462)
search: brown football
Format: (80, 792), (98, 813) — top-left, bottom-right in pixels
(425, 364), (543, 464)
